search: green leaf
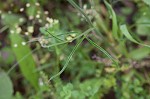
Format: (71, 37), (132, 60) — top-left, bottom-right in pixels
(129, 47), (150, 60)
(2, 13), (39, 90)
(1, 13), (25, 27)
(136, 8), (150, 36)
(60, 83), (73, 99)
(0, 71), (13, 99)
(104, 1), (119, 40)
(136, 17), (150, 36)
(120, 24), (150, 48)
(79, 79), (101, 97)
(8, 33), (39, 90)
(143, 0), (150, 6)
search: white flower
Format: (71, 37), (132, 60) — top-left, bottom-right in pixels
(8, 11), (12, 14)
(46, 17), (53, 23)
(36, 14), (40, 18)
(27, 26), (34, 33)
(44, 11), (49, 15)
(35, 2), (40, 6)
(14, 44), (18, 47)
(16, 27), (22, 34)
(26, 3), (30, 7)
(21, 42), (26, 46)
(83, 4), (87, 9)
(20, 8), (24, 12)
(19, 18), (24, 22)
(29, 16), (34, 20)
(10, 30), (15, 34)
(25, 32), (29, 35)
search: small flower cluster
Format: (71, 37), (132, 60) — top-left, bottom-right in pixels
(1, 1), (77, 49)
(38, 36), (51, 48)
(77, 4), (94, 21)
(45, 17), (59, 28)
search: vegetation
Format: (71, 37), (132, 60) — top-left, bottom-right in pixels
(0, 0), (150, 99)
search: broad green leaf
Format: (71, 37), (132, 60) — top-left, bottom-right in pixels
(136, 8), (150, 36)
(2, 12), (39, 90)
(1, 13), (25, 27)
(129, 47), (150, 60)
(136, 17), (150, 36)
(0, 71), (13, 99)
(120, 24), (150, 48)
(9, 32), (39, 90)
(143, 0), (150, 6)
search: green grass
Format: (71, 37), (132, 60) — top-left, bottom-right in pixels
(0, 0), (150, 99)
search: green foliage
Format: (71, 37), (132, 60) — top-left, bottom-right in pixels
(0, 0), (150, 99)
(129, 47), (150, 60)
(120, 25), (150, 48)
(9, 32), (39, 90)
(1, 13), (39, 90)
(0, 71), (13, 99)
(143, 0), (150, 6)
(104, 0), (119, 40)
